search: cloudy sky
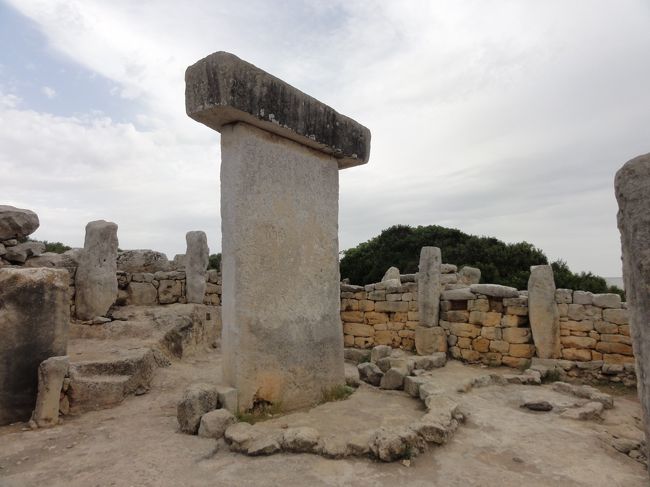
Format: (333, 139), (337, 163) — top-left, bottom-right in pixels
(1, 1), (648, 277)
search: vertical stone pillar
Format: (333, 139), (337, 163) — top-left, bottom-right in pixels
(185, 231), (209, 304)
(527, 265), (561, 359)
(75, 220), (118, 320)
(415, 246), (445, 355)
(0, 268), (69, 425)
(185, 51), (370, 411)
(615, 152), (650, 475)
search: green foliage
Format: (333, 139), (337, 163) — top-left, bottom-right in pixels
(320, 384), (355, 404)
(235, 400), (283, 424)
(340, 224), (624, 297)
(208, 253), (221, 270)
(340, 224), (547, 289)
(27, 239), (71, 254)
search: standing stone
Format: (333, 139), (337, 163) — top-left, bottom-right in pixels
(0, 268), (69, 425)
(75, 220), (119, 320)
(186, 51), (369, 411)
(31, 356), (69, 428)
(0, 205), (39, 240)
(185, 231), (209, 304)
(416, 247), (443, 355)
(458, 266), (481, 286)
(382, 267), (401, 282)
(527, 265), (560, 359)
(615, 152), (650, 475)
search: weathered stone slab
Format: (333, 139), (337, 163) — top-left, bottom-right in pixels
(185, 231), (209, 304)
(31, 356), (69, 428)
(418, 247), (441, 328)
(117, 249), (169, 273)
(458, 266), (481, 286)
(0, 268), (69, 425)
(615, 152), (650, 475)
(528, 265), (561, 359)
(75, 220), (119, 320)
(219, 122), (344, 411)
(470, 283), (519, 298)
(185, 51), (370, 169)
(0, 205), (39, 240)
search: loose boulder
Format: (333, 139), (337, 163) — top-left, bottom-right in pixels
(198, 409), (236, 439)
(0, 205), (39, 240)
(177, 383), (218, 434)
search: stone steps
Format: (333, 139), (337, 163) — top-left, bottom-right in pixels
(66, 348), (156, 414)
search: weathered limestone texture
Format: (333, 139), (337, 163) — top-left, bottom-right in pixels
(0, 205), (39, 240)
(615, 152), (650, 474)
(185, 51), (370, 169)
(75, 220), (119, 320)
(32, 356), (69, 427)
(185, 231), (209, 304)
(528, 265), (561, 359)
(416, 247), (442, 355)
(117, 249), (169, 273)
(0, 268), (69, 425)
(187, 52), (368, 412)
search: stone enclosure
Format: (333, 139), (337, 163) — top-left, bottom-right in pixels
(0, 52), (649, 483)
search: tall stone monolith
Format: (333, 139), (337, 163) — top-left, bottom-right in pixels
(185, 51), (370, 412)
(615, 152), (650, 475)
(186, 231), (209, 304)
(0, 268), (69, 425)
(75, 220), (118, 320)
(415, 247), (445, 355)
(527, 265), (561, 359)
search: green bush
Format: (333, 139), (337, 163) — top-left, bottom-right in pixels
(208, 253), (221, 271)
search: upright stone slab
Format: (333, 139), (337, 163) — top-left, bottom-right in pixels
(615, 152), (650, 475)
(75, 220), (118, 320)
(185, 231), (209, 304)
(527, 265), (561, 359)
(186, 51), (370, 412)
(416, 247), (444, 355)
(0, 268), (69, 425)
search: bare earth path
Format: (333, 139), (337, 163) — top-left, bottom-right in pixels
(0, 351), (646, 487)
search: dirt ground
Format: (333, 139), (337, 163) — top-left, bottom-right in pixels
(1, 350), (647, 487)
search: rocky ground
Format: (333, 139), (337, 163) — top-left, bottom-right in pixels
(0, 349), (647, 487)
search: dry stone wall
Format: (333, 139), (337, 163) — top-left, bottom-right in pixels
(341, 270), (633, 382)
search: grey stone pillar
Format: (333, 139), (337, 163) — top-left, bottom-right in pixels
(415, 246), (445, 355)
(185, 231), (209, 304)
(75, 220), (118, 320)
(0, 268), (69, 425)
(527, 265), (561, 359)
(615, 152), (650, 476)
(185, 51), (370, 412)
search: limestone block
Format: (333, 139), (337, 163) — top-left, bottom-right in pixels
(418, 247), (441, 328)
(117, 249), (169, 273)
(185, 51), (370, 169)
(158, 279), (183, 304)
(341, 311), (364, 323)
(561, 320), (594, 332)
(358, 363), (383, 386)
(444, 310), (469, 322)
(502, 356), (531, 369)
(528, 265), (561, 359)
(441, 288), (476, 301)
(0, 268), (69, 425)
(370, 345), (392, 363)
(441, 264), (457, 274)
(5, 241), (45, 264)
(415, 326), (447, 355)
(185, 231), (209, 304)
(502, 328), (532, 344)
(560, 336), (597, 349)
(472, 337), (490, 352)
(343, 323), (374, 337)
(490, 340), (510, 354)
(561, 348), (592, 361)
(218, 122), (345, 411)
(592, 293), (621, 309)
(177, 383), (218, 434)
(365, 312), (389, 325)
(458, 266), (480, 285)
(75, 220), (118, 320)
(375, 301), (409, 313)
(509, 344), (535, 358)
(216, 386), (238, 414)
(379, 367), (407, 390)
(31, 356), (69, 428)
(573, 291), (593, 305)
(127, 282), (158, 305)
(450, 323), (481, 338)
(500, 314), (527, 328)
(555, 289), (573, 304)
(470, 284), (519, 298)
(198, 409), (236, 439)
(381, 266), (401, 283)
(596, 342), (633, 355)
(0, 205), (39, 240)
(602, 308), (629, 325)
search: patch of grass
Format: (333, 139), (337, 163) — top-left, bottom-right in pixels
(541, 367), (563, 384)
(320, 384), (354, 404)
(235, 399), (283, 424)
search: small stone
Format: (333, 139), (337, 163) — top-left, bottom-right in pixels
(521, 400), (553, 412)
(379, 367), (407, 390)
(370, 345), (392, 363)
(198, 409), (236, 439)
(177, 383), (218, 434)
(358, 362), (383, 386)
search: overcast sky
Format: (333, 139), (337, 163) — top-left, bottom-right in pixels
(1, 1), (649, 277)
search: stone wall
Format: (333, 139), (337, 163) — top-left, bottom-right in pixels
(341, 272), (632, 379)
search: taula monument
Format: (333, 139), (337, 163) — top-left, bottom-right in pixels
(185, 51), (371, 411)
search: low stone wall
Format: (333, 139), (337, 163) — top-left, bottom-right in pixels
(341, 273), (633, 382)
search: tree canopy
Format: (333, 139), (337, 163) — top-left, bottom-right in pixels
(339, 224), (624, 297)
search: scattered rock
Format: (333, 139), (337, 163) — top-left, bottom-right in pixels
(370, 345), (392, 363)
(521, 400), (553, 412)
(344, 363), (360, 388)
(0, 205), (39, 240)
(198, 409), (236, 439)
(560, 401), (604, 421)
(380, 367), (407, 390)
(358, 362), (383, 386)
(282, 427), (320, 452)
(177, 383), (218, 434)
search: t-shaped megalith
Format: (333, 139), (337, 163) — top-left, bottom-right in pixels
(185, 51), (371, 412)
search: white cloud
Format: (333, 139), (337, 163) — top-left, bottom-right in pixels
(41, 86), (56, 98)
(3, 0), (650, 276)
